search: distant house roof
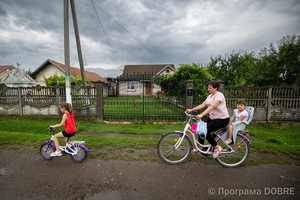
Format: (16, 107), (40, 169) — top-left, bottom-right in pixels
(121, 64), (175, 76)
(1, 68), (36, 86)
(31, 59), (106, 83)
(117, 64), (175, 81)
(0, 65), (15, 75)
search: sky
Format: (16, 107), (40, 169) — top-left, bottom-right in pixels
(0, 0), (299, 78)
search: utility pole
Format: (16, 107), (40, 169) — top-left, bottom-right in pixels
(70, 0), (87, 87)
(64, 0), (72, 104)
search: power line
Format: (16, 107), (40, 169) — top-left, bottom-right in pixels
(90, 0), (115, 61)
(90, 0), (163, 62)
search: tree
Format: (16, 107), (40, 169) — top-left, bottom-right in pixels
(44, 73), (91, 86)
(207, 34), (300, 86)
(154, 63), (211, 99)
(253, 35), (300, 86)
(253, 43), (281, 86)
(207, 51), (257, 86)
(277, 34), (300, 85)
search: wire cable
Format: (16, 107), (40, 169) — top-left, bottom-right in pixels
(90, 0), (163, 62)
(90, 0), (116, 61)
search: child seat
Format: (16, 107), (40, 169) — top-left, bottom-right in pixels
(221, 106), (254, 143)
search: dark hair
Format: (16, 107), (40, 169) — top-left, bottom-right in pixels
(208, 80), (220, 90)
(60, 102), (73, 114)
(236, 99), (247, 106)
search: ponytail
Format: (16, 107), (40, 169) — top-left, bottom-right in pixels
(67, 103), (73, 114)
(60, 102), (73, 114)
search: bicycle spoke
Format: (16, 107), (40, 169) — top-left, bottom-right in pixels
(215, 134), (249, 167)
(157, 132), (192, 165)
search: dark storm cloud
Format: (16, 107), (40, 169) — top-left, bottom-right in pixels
(0, 0), (299, 77)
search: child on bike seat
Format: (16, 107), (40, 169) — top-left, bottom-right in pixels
(225, 99), (248, 144)
(49, 102), (76, 157)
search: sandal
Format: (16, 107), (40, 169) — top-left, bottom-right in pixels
(50, 151), (62, 157)
(224, 138), (232, 145)
(192, 147), (209, 157)
(192, 149), (199, 153)
(192, 147), (206, 153)
(213, 146), (223, 159)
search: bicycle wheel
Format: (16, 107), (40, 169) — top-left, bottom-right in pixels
(40, 142), (55, 160)
(70, 145), (88, 163)
(157, 132), (192, 165)
(215, 134), (249, 167)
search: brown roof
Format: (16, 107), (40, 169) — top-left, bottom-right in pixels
(121, 64), (175, 76)
(51, 60), (106, 83)
(31, 59), (106, 83)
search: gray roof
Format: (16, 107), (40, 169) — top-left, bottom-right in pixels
(117, 64), (176, 81)
(120, 64), (175, 77)
(1, 68), (36, 84)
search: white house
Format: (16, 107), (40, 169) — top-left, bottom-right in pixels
(117, 64), (175, 96)
(30, 59), (106, 86)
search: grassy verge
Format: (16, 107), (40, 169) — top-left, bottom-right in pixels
(0, 116), (299, 165)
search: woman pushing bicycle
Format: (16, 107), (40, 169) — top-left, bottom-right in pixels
(49, 102), (76, 157)
(186, 80), (230, 158)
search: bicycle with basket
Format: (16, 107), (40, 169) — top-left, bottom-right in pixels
(157, 107), (254, 167)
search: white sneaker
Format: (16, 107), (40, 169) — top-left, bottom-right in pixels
(50, 151), (62, 157)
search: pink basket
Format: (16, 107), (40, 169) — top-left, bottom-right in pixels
(191, 124), (197, 133)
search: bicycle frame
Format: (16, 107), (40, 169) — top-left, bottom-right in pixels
(174, 112), (250, 156)
(48, 128), (88, 156)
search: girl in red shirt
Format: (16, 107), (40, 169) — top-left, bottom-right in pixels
(50, 102), (76, 157)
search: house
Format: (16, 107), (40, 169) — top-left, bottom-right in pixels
(1, 67), (36, 87)
(0, 65), (15, 81)
(30, 59), (106, 86)
(117, 64), (175, 96)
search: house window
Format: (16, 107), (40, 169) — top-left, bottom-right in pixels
(127, 81), (135, 90)
(166, 69), (170, 73)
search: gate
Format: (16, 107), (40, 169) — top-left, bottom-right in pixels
(103, 74), (186, 122)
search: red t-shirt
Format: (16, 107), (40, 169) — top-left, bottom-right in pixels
(64, 112), (76, 134)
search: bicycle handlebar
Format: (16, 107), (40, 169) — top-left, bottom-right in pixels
(49, 127), (56, 132)
(185, 111), (194, 118)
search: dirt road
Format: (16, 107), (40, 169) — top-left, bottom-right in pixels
(0, 149), (299, 200)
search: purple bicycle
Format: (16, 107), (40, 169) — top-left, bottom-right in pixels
(157, 111), (252, 167)
(40, 127), (88, 163)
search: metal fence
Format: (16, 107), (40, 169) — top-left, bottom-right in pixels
(105, 74), (185, 122)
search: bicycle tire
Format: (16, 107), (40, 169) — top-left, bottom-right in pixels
(215, 134), (249, 167)
(70, 145), (88, 163)
(157, 132), (192, 165)
(40, 142), (55, 160)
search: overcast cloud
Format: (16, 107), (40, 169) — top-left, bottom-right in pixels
(0, 0), (299, 77)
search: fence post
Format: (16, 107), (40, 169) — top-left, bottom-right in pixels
(95, 81), (104, 122)
(186, 80), (194, 119)
(218, 80), (224, 92)
(267, 87), (272, 122)
(18, 87), (23, 116)
(55, 87), (60, 116)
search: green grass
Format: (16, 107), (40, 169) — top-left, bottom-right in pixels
(0, 115), (184, 135)
(247, 123), (300, 155)
(0, 116), (299, 165)
(104, 96), (184, 121)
